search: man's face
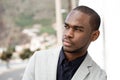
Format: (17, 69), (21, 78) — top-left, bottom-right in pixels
(62, 10), (94, 53)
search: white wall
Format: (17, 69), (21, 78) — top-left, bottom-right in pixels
(104, 0), (120, 79)
(79, 0), (120, 80)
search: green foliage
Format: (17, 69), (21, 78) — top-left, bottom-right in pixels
(7, 46), (15, 53)
(39, 19), (52, 27)
(39, 26), (56, 35)
(19, 48), (33, 60)
(0, 52), (12, 61)
(15, 14), (34, 28)
(15, 14), (52, 28)
(0, 47), (15, 61)
(62, 13), (68, 21)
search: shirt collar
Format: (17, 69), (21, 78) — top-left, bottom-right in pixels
(59, 47), (65, 65)
(59, 47), (87, 65)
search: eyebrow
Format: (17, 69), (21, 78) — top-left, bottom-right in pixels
(64, 22), (69, 26)
(64, 22), (84, 29)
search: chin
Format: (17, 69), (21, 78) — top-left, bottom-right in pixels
(63, 46), (75, 53)
(63, 46), (71, 51)
(63, 46), (83, 53)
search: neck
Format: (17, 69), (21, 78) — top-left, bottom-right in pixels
(64, 50), (87, 61)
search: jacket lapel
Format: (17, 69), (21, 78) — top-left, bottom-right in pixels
(71, 54), (92, 80)
(47, 46), (61, 80)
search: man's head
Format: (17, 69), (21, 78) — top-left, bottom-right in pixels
(73, 6), (101, 31)
(62, 5), (101, 55)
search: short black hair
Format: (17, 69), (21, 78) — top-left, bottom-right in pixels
(73, 5), (101, 31)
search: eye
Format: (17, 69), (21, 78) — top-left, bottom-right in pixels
(64, 25), (70, 29)
(74, 27), (84, 32)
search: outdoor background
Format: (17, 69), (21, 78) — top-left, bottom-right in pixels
(1, 0), (120, 80)
(0, 0), (79, 80)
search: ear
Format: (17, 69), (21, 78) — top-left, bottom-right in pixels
(91, 30), (100, 41)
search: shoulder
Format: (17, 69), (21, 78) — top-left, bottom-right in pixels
(86, 54), (107, 80)
(32, 46), (62, 59)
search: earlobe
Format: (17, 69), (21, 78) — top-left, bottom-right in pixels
(91, 30), (100, 41)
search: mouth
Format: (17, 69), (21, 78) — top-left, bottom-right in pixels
(63, 39), (72, 46)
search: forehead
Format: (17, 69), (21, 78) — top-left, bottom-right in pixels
(65, 10), (91, 28)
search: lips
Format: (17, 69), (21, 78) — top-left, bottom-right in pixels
(63, 39), (72, 46)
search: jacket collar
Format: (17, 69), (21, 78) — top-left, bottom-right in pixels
(71, 54), (92, 80)
(47, 46), (61, 80)
(47, 46), (93, 80)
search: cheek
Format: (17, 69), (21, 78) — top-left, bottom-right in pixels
(74, 34), (91, 45)
(62, 30), (66, 36)
(62, 32), (65, 39)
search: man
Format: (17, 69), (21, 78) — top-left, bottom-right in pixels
(22, 5), (107, 80)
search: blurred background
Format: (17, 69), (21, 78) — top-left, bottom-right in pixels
(0, 0), (120, 80)
(0, 0), (79, 80)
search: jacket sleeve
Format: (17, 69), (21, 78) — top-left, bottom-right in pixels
(22, 53), (36, 80)
(99, 70), (107, 80)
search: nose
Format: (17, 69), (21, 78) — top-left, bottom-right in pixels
(65, 28), (74, 38)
